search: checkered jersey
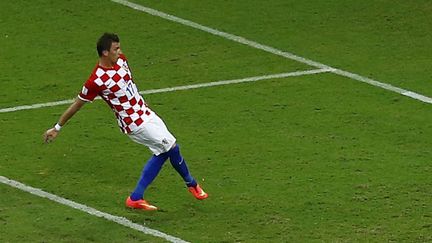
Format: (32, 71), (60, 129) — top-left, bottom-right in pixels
(78, 54), (150, 134)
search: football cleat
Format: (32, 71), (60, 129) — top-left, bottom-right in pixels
(188, 184), (208, 200)
(126, 197), (158, 211)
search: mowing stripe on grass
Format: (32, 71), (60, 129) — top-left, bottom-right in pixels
(0, 69), (330, 113)
(110, 0), (432, 105)
(0, 175), (189, 243)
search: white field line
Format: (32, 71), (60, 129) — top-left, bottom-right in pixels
(111, 0), (432, 105)
(0, 69), (330, 113)
(0, 175), (189, 243)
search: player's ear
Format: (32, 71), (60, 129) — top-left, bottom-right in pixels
(102, 50), (109, 57)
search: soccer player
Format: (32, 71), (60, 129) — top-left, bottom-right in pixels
(43, 33), (208, 211)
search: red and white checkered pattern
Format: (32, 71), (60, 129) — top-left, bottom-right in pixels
(78, 54), (151, 133)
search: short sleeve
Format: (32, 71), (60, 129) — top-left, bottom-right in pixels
(78, 73), (103, 102)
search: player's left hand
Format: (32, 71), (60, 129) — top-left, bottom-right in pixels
(43, 128), (59, 143)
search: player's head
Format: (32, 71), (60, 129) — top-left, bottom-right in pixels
(97, 33), (121, 63)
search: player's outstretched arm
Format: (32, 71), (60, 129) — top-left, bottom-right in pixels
(43, 98), (86, 143)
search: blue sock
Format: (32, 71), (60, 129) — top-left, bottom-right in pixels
(168, 144), (197, 187)
(130, 153), (169, 201)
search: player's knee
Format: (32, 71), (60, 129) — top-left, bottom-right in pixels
(170, 143), (180, 153)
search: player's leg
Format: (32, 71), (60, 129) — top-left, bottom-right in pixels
(167, 144), (208, 200)
(145, 112), (208, 200)
(128, 110), (208, 203)
(126, 152), (168, 210)
(167, 144), (195, 186)
(126, 116), (173, 210)
(130, 152), (169, 200)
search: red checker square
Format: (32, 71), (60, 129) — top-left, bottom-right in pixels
(114, 104), (123, 112)
(126, 108), (135, 115)
(108, 93), (116, 99)
(145, 110), (151, 116)
(100, 73), (110, 82)
(112, 73), (121, 82)
(138, 99), (144, 107)
(125, 126), (131, 133)
(137, 110), (144, 116)
(110, 84), (120, 92)
(130, 97), (137, 106)
(124, 74), (130, 81)
(135, 118), (143, 126)
(123, 117), (133, 125)
(118, 96), (128, 103)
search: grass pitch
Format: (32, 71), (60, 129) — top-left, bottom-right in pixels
(1, 0), (431, 242)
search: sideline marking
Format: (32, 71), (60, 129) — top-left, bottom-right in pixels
(0, 69), (330, 113)
(0, 175), (189, 243)
(111, 0), (432, 104)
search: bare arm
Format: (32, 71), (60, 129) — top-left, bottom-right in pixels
(43, 98), (86, 143)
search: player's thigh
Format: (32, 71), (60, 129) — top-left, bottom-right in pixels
(128, 116), (176, 154)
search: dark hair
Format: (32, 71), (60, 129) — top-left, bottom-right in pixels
(96, 33), (120, 57)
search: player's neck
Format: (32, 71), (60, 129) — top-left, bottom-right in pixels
(99, 58), (115, 69)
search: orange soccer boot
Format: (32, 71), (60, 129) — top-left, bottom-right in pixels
(188, 184), (208, 200)
(126, 197), (158, 211)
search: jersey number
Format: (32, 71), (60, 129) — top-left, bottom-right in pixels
(126, 81), (136, 96)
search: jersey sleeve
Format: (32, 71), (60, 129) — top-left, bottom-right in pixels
(78, 73), (103, 102)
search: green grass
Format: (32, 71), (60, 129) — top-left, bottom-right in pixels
(0, 0), (308, 108)
(136, 0), (432, 97)
(0, 185), (165, 242)
(1, 0), (432, 242)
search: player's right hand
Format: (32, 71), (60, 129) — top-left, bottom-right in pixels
(43, 128), (59, 143)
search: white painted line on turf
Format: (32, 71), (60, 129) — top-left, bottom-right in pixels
(142, 68), (332, 94)
(110, 0), (329, 70)
(0, 175), (188, 243)
(332, 69), (432, 104)
(0, 99), (76, 113)
(111, 0), (432, 105)
(0, 68), (330, 113)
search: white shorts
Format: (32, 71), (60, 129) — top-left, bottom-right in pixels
(127, 111), (176, 155)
